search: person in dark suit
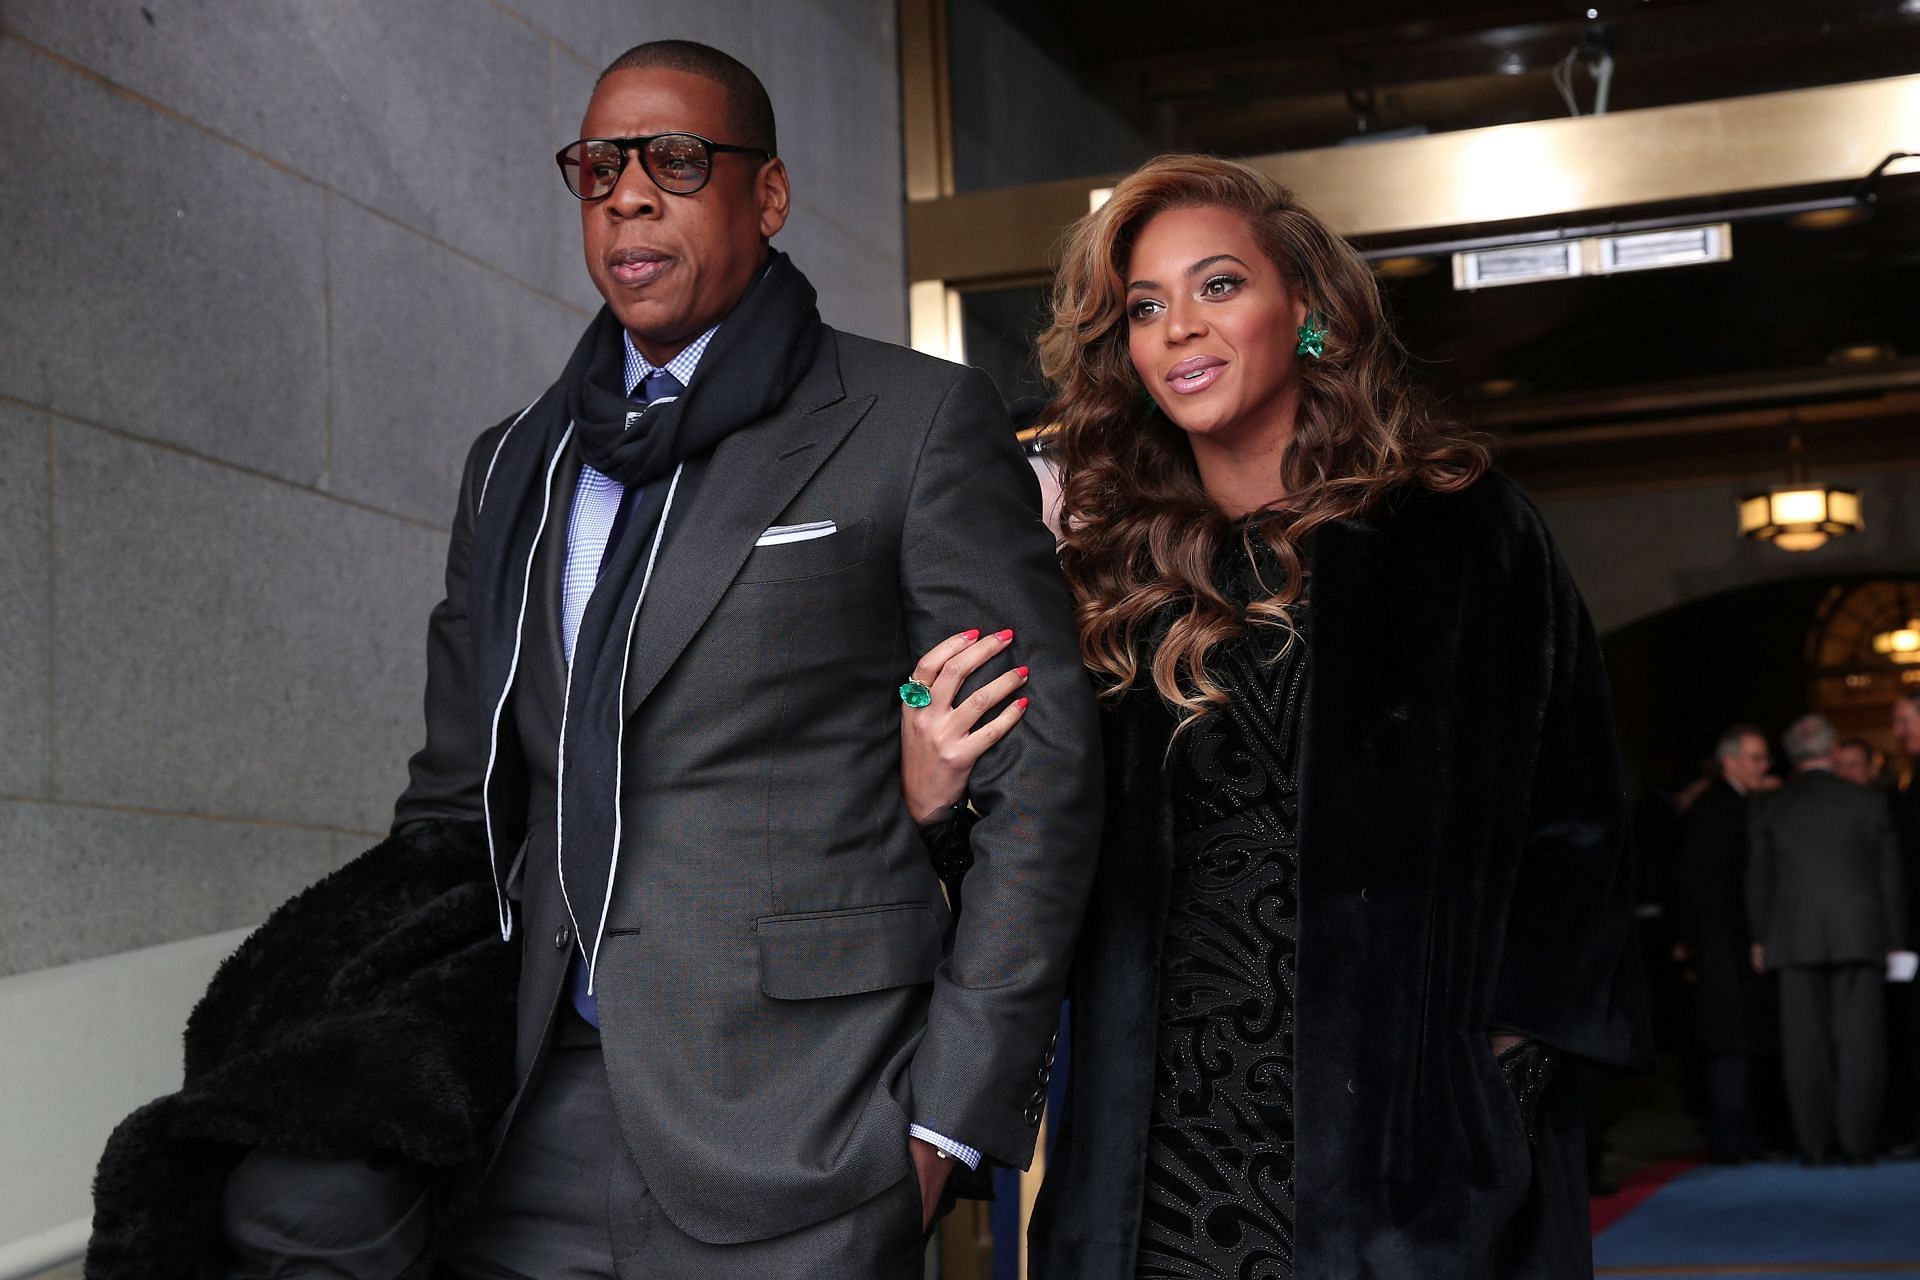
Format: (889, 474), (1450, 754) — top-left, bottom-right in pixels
(210, 39), (1101, 1278)
(1888, 692), (1920, 1152)
(900, 155), (1650, 1279)
(1835, 736), (1882, 787)
(1748, 713), (1905, 1164)
(1673, 725), (1776, 1161)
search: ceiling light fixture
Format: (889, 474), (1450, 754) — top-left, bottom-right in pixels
(1787, 205), (1871, 230)
(1452, 223), (1730, 290)
(1372, 255), (1437, 279)
(1874, 621), (1920, 664)
(1737, 433), (1862, 553)
(1828, 342), (1898, 365)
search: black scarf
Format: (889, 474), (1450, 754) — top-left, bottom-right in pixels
(466, 250), (825, 962)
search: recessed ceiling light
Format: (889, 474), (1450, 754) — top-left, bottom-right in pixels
(1372, 255), (1437, 279)
(1787, 205), (1870, 230)
(1828, 342), (1898, 365)
(1586, 7), (1599, 17)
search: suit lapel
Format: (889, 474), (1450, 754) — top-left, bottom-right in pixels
(620, 331), (874, 719)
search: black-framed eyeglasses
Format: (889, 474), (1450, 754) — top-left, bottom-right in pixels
(555, 132), (772, 200)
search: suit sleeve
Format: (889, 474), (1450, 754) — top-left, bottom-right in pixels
(1490, 516), (1653, 1071)
(898, 368), (1104, 1169)
(1746, 803), (1775, 954)
(391, 427), (498, 831)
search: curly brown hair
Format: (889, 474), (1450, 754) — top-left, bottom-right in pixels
(1039, 154), (1488, 728)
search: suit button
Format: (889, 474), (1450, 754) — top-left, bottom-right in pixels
(1360, 888), (1372, 904)
(1023, 1104), (1042, 1125)
(1048, 1031), (1059, 1049)
(555, 924), (571, 950)
(1347, 1079), (1359, 1095)
(1038, 1066), (1052, 1084)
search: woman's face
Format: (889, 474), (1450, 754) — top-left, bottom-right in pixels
(1124, 205), (1307, 447)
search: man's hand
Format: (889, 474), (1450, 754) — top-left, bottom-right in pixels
(908, 1135), (957, 1231)
(1750, 943), (1767, 974)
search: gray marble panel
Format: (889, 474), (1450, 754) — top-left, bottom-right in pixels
(505, 0), (744, 69)
(326, 197), (584, 525)
(51, 423), (447, 834)
(0, 43), (328, 484)
(7, 0), (564, 292)
(778, 207), (907, 344)
(746, 0), (903, 262)
(0, 799), (348, 976)
(0, 404), (52, 797)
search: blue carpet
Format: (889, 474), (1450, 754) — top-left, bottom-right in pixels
(1593, 1160), (1920, 1272)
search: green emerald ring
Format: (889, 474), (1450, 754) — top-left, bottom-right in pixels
(899, 679), (933, 709)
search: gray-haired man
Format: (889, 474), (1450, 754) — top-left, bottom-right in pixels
(1748, 713), (1905, 1163)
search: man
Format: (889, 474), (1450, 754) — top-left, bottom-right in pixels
(1748, 713), (1904, 1165)
(1887, 693), (1920, 1151)
(1835, 736), (1881, 787)
(1674, 725), (1775, 1162)
(222, 40), (1101, 1277)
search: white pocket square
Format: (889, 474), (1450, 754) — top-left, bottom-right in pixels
(755, 520), (837, 547)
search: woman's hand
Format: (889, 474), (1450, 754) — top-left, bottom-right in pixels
(901, 628), (1031, 824)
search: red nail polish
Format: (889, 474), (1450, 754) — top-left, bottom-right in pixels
(996, 629), (1014, 641)
(1016, 666), (1030, 679)
(1017, 697), (1030, 708)
(963, 629), (981, 642)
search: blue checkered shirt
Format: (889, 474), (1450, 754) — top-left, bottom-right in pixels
(557, 325), (981, 1171)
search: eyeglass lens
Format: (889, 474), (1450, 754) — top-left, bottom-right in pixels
(560, 134), (715, 199)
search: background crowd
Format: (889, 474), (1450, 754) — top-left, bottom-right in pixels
(1641, 697), (1920, 1171)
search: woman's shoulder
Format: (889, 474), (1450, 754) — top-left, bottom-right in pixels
(1383, 468), (1555, 560)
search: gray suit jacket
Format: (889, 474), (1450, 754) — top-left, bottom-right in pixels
(1747, 768), (1904, 967)
(393, 328), (1102, 1244)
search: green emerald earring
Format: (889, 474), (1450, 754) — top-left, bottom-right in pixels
(1296, 310), (1329, 360)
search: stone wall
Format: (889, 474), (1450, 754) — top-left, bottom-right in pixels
(1534, 463), (1920, 637)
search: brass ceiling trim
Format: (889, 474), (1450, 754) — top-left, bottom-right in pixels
(908, 74), (1920, 286)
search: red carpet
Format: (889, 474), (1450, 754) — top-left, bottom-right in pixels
(1590, 1157), (1701, 1235)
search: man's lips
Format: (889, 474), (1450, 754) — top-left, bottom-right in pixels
(608, 247), (671, 288)
(1166, 354), (1227, 395)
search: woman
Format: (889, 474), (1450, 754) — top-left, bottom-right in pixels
(901, 155), (1650, 1278)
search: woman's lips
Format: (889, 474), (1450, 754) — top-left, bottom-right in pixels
(1167, 356), (1227, 395)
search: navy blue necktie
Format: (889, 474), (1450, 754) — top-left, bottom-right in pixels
(567, 366), (685, 1027)
(596, 367), (685, 579)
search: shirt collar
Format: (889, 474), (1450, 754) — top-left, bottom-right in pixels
(623, 325), (719, 399)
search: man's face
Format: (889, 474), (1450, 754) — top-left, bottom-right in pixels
(1834, 742), (1876, 786)
(1895, 696), (1920, 756)
(1722, 733), (1771, 793)
(576, 68), (790, 365)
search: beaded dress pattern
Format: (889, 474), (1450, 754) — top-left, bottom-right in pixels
(1136, 535), (1308, 1280)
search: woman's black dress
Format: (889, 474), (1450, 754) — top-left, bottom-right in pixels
(1135, 539), (1308, 1280)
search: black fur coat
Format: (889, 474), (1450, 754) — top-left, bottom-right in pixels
(1028, 474), (1654, 1279)
(85, 820), (518, 1279)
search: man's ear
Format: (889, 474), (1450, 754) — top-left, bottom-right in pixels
(757, 157), (791, 240)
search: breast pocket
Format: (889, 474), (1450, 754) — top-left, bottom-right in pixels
(735, 517), (872, 585)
